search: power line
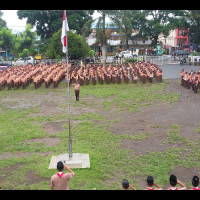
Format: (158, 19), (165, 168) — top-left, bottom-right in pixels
(7, 26), (26, 27)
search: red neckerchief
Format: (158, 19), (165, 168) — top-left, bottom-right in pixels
(169, 187), (178, 190)
(57, 172), (64, 178)
(147, 187), (154, 190)
(192, 187), (200, 190)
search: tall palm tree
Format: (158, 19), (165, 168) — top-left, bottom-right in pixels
(82, 10), (111, 64)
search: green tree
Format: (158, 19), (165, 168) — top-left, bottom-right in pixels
(185, 10), (200, 48)
(13, 24), (37, 57)
(95, 10), (111, 64)
(138, 10), (187, 47)
(17, 10), (94, 39)
(19, 49), (29, 58)
(20, 24), (37, 50)
(46, 29), (90, 59)
(109, 10), (141, 50)
(0, 27), (14, 60)
(0, 11), (6, 30)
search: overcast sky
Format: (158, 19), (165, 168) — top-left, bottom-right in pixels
(1, 10), (106, 34)
(1, 10), (27, 34)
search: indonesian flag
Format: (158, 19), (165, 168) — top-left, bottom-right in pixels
(61, 10), (69, 53)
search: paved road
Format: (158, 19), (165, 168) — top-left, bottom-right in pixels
(105, 55), (200, 79)
(159, 64), (200, 79)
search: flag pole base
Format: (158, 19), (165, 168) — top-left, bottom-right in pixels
(48, 153), (90, 169)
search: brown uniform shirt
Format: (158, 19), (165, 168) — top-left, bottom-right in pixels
(50, 172), (74, 190)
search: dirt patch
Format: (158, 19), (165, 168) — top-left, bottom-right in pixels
(159, 166), (200, 190)
(23, 138), (60, 147)
(111, 80), (200, 156)
(0, 163), (24, 184)
(39, 102), (62, 116)
(0, 151), (54, 160)
(43, 121), (66, 135)
(26, 170), (49, 185)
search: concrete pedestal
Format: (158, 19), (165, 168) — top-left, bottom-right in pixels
(48, 153), (90, 169)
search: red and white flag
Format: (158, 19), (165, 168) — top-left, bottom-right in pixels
(61, 10), (69, 53)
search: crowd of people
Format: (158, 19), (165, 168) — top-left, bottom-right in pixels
(0, 61), (163, 91)
(66, 61), (163, 87)
(49, 161), (200, 190)
(122, 174), (200, 190)
(0, 63), (67, 90)
(180, 68), (200, 93)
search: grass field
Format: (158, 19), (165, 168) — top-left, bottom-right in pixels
(0, 80), (200, 190)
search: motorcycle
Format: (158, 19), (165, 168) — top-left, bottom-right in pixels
(189, 57), (192, 65)
(180, 58), (187, 65)
(194, 58), (197, 65)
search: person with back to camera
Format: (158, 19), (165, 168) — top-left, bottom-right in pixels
(122, 179), (137, 190)
(50, 161), (75, 190)
(190, 176), (200, 190)
(168, 174), (187, 190)
(145, 176), (162, 190)
(72, 80), (80, 101)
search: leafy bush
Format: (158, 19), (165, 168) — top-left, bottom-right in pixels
(125, 58), (137, 64)
(191, 52), (199, 56)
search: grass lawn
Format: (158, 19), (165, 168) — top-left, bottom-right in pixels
(0, 80), (200, 190)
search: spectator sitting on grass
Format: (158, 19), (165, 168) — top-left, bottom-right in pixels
(145, 176), (162, 190)
(122, 179), (137, 190)
(168, 174), (186, 190)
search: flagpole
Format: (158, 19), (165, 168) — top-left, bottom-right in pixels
(64, 10), (72, 158)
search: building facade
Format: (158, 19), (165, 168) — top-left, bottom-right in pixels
(158, 28), (189, 53)
(87, 22), (152, 56)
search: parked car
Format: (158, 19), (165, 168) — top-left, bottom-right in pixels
(0, 57), (13, 67)
(15, 56), (35, 66)
(116, 51), (137, 59)
(0, 66), (8, 72)
(172, 50), (190, 56)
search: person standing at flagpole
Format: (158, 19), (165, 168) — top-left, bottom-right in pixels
(61, 10), (72, 158)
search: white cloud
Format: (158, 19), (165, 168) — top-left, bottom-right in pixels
(1, 10), (29, 34)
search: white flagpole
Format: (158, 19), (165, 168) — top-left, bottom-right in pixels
(64, 10), (72, 158)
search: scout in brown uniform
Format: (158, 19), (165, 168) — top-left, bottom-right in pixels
(132, 73), (138, 84)
(92, 68), (97, 85)
(116, 68), (122, 84)
(183, 72), (189, 88)
(79, 71), (85, 86)
(50, 161), (75, 190)
(98, 70), (104, 85)
(180, 69), (185, 86)
(194, 76), (199, 93)
(72, 81), (80, 101)
(148, 70), (153, 83)
(111, 69), (116, 83)
(85, 71), (90, 85)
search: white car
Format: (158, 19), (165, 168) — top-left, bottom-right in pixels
(15, 56), (35, 66)
(117, 51), (137, 59)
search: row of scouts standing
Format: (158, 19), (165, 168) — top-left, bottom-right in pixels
(180, 68), (200, 93)
(0, 61), (163, 91)
(68, 61), (163, 86)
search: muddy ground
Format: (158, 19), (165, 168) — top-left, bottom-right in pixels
(1, 78), (200, 189)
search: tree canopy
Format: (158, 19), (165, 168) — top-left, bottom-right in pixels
(0, 11), (6, 30)
(46, 29), (90, 59)
(17, 10), (94, 39)
(138, 10), (187, 47)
